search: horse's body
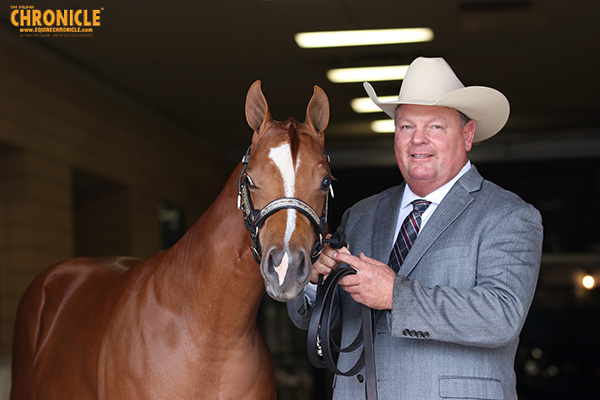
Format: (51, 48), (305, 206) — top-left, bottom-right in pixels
(11, 81), (331, 399)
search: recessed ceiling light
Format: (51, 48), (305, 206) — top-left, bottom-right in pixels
(370, 119), (395, 133)
(351, 96), (397, 113)
(327, 65), (409, 83)
(294, 28), (434, 48)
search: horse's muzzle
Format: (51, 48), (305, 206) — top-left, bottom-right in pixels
(261, 246), (311, 302)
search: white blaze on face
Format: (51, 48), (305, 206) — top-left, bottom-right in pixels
(269, 143), (299, 286)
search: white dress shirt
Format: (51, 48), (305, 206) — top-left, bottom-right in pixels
(391, 161), (472, 248)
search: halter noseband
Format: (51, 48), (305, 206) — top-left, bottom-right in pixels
(237, 145), (331, 264)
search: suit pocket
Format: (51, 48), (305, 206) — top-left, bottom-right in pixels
(424, 245), (470, 263)
(416, 246), (473, 288)
(439, 375), (503, 399)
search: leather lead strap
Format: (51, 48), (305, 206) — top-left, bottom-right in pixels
(307, 266), (378, 399)
(362, 305), (377, 400)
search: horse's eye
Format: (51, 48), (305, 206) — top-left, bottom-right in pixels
(321, 176), (331, 191)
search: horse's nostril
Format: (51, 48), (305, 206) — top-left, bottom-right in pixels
(268, 248), (284, 268)
(298, 250), (309, 275)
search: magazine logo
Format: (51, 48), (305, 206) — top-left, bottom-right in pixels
(10, 5), (103, 37)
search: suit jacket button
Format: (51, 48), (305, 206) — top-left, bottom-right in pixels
(424, 331), (430, 338)
(357, 374), (364, 383)
(410, 330), (416, 337)
(402, 329), (410, 336)
(416, 331), (424, 338)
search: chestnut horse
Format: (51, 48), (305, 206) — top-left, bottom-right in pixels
(11, 81), (332, 399)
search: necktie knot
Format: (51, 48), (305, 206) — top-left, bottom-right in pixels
(412, 199), (431, 216)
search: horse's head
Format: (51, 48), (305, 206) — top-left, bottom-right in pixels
(242, 80), (331, 302)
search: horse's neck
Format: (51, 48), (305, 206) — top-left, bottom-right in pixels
(152, 163), (264, 338)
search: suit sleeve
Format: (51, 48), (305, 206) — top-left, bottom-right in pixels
(390, 202), (543, 348)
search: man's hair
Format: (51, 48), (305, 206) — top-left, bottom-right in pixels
(457, 110), (471, 127)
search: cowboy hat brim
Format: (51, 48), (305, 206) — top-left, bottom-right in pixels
(364, 82), (510, 142)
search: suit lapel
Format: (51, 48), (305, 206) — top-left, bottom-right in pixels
(371, 185), (404, 263)
(398, 167), (483, 277)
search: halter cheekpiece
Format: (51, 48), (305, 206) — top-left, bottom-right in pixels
(237, 145), (331, 264)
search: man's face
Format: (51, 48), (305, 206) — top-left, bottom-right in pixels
(394, 104), (476, 197)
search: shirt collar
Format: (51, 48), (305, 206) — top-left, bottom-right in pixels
(401, 161), (472, 209)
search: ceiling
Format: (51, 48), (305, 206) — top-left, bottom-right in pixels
(2, 0), (599, 168)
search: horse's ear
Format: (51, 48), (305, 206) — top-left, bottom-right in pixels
(245, 80), (271, 133)
(305, 85), (329, 138)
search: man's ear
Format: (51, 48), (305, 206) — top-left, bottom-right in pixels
(464, 120), (476, 151)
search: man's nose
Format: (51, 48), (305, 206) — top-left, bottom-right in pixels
(411, 126), (429, 144)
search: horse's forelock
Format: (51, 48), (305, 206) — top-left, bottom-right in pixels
(287, 123), (300, 165)
(264, 118), (318, 167)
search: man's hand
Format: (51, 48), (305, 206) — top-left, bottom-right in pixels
(310, 235), (351, 284)
(332, 251), (395, 310)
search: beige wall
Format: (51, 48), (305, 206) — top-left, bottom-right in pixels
(0, 35), (227, 356)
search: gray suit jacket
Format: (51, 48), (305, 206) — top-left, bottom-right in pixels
(288, 167), (543, 399)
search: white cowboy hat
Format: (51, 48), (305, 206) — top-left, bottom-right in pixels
(363, 57), (510, 142)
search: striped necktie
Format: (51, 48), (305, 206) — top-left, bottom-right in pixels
(389, 199), (431, 272)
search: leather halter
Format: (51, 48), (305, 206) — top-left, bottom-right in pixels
(237, 146), (331, 264)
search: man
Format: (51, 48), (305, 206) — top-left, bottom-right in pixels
(287, 57), (543, 399)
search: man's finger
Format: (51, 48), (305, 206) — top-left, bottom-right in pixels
(358, 252), (390, 268)
(331, 250), (361, 267)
